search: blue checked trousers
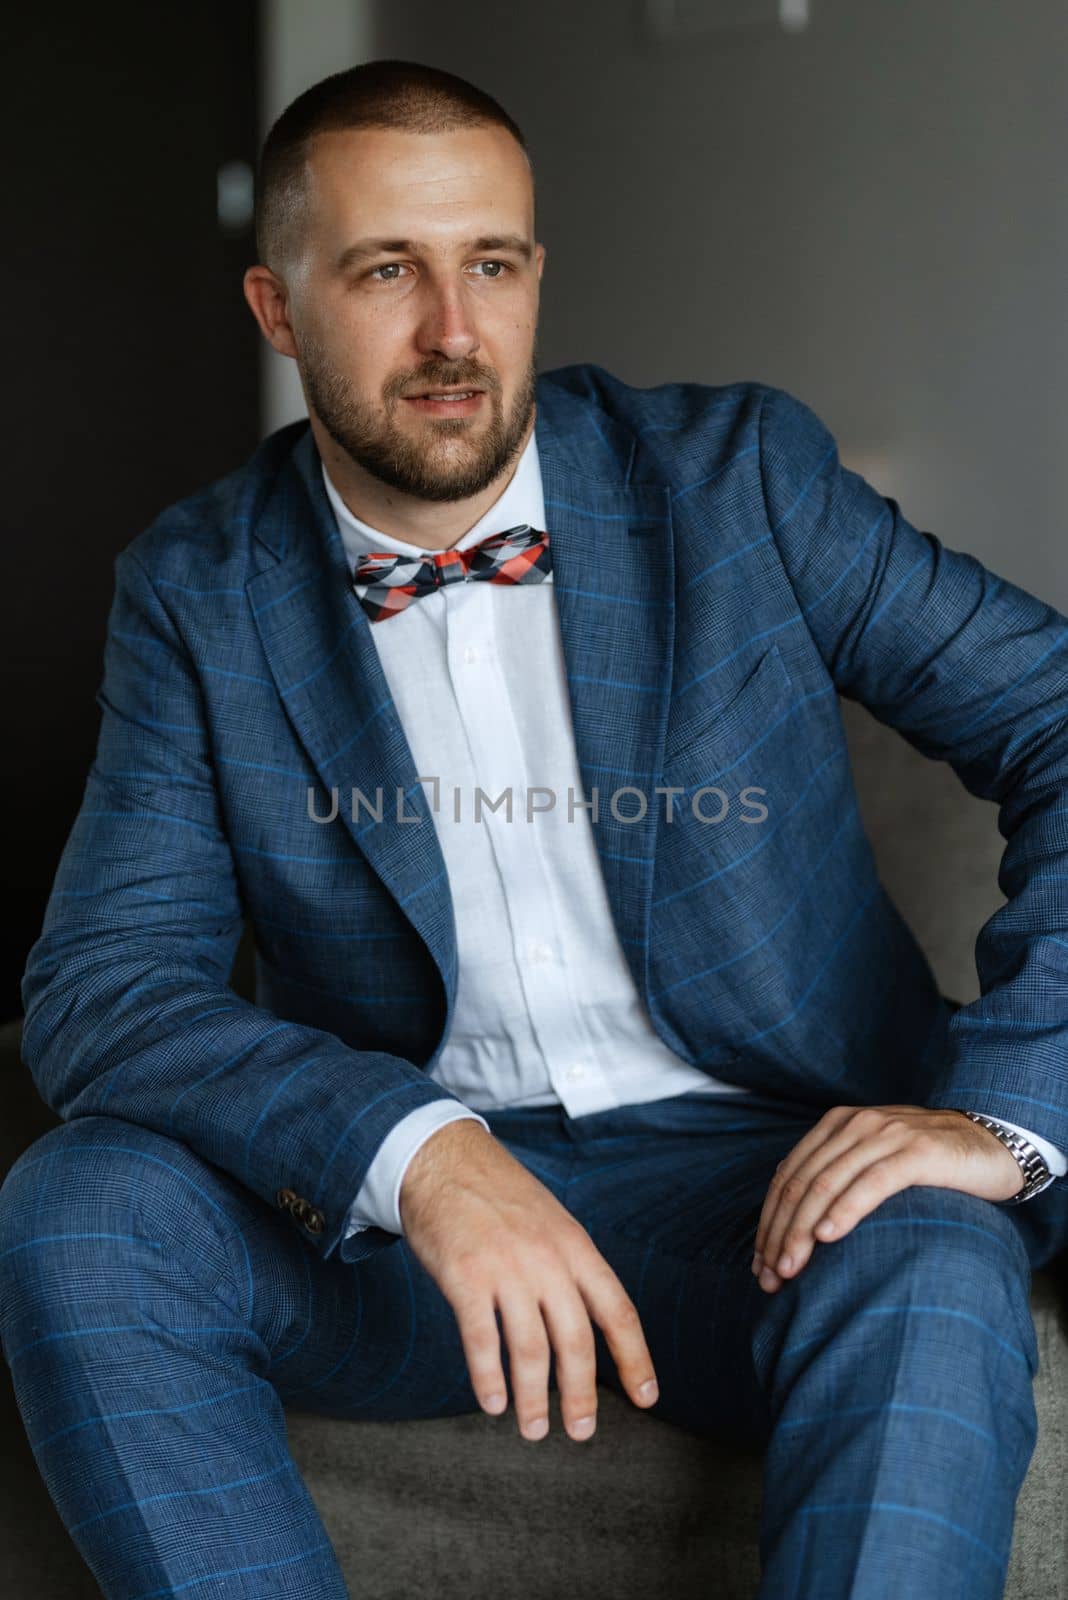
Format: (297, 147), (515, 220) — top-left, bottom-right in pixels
(2, 1087), (1066, 1600)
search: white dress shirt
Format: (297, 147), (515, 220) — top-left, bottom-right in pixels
(321, 431), (1066, 1239)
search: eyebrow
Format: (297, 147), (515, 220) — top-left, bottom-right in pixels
(334, 234), (534, 273)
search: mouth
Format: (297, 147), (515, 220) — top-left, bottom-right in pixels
(403, 387), (486, 417)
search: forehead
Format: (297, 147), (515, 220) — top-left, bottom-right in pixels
(302, 124), (533, 242)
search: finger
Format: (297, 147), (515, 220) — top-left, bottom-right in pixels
(806, 1147), (925, 1247)
(755, 1105), (903, 1266)
(759, 1110), (910, 1275)
(498, 1291), (552, 1440)
(455, 1298), (509, 1416)
(753, 1119), (846, 1274)
(577, 1256), (659, 1410)
(768, 1126), (911, 1279)
(752, 1106), (856, 1262)
(540, 1287), (599, 1441)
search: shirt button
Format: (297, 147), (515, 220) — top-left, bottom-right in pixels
(463, 645), (479, 664)
(565, 1063), (589, 1083)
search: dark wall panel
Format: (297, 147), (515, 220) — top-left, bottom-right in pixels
(2, 2), (261, 1017)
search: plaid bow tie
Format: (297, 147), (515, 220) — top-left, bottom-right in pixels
(350, 523), (552, 623)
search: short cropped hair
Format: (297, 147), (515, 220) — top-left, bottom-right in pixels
(255, 58), (534, 271)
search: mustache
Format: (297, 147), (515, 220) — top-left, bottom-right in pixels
(393, 371), (498, 398)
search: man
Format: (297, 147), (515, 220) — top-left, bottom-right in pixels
(2, 55), (1067, 1600)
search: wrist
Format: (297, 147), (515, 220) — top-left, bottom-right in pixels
(955, 1110), (1054, 1203)
(399, 1117), (495, 1229)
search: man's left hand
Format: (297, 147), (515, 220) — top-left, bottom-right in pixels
(752, 1104), (1024, 1292)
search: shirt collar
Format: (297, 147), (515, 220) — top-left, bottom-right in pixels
(321, 426), (547, 567)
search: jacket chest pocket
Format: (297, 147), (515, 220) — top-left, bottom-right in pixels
(655, 637), (845, 882)
(660, 642), (794, 802)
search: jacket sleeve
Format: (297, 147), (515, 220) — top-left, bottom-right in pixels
(19, 547), (475, 1263)
(758, 384), (1068, 1169)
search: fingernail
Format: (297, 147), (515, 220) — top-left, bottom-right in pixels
(759, 1266), (779, 1291)
(523, 1416), (549, 1440)
(751, 1251), (763, 1274)
(639, 1378), (659, 1403)
(571, 1415), (596, 1440)
(777, 1253), (792, 1274)
(483, 1392), (506, 1414)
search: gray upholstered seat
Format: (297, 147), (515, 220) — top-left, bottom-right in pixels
(3, 698), (1066, 1597)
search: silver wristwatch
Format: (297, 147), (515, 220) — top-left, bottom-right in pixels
(959, 1111), (1054, 1203)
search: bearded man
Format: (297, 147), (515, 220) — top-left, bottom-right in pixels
(3, 56), (1067, 1600)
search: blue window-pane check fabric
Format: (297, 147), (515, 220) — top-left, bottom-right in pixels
(15, 363), (1068, 1271)
(7, 361), (1068, 1595)
(0, 1092), (1054, 1598)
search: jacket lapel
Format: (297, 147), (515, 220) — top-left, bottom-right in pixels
(245, 376), (675, 1023)
(533, 382), (675, 1006)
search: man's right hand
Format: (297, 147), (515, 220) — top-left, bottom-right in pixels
(398, 1119), (659, 1443)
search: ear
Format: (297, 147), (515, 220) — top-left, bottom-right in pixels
(242, 266), (300, 359)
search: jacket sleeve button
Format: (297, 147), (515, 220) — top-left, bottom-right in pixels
(276, 1188), (297, 1211)
(303, 1209), (325, 1235)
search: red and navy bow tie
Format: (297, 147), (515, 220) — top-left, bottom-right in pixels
(350, 524), (552, 623)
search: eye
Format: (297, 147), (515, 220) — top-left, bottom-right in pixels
(366, 259), (512, 283)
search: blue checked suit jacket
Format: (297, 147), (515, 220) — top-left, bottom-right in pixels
(20, 363), (1068, 1262)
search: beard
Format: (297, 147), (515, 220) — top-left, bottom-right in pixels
(298, 334), (538, 504)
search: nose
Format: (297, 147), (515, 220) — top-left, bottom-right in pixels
(415, 279), (480, 362)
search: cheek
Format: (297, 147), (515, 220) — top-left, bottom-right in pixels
(483, 289), (536, 338)
(491, 323), (538, 386)
(327, 309), (410, 390)
(353, 306), (405, 356)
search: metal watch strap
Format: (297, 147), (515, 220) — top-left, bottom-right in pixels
(959, 1111), (1053, 1204)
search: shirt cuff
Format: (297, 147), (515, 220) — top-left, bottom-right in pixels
(343, 1102), (490, 1238)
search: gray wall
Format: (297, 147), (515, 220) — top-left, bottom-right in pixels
(362, 0), (1068, 608)
(261, 0), (374, 432)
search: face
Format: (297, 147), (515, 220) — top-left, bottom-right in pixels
(263, 123), (544, 505)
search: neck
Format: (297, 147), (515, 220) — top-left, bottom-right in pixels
(311, 410), (535, 551)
